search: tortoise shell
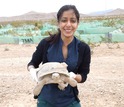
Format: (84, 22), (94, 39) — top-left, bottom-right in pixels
(37, 62), (69, 80)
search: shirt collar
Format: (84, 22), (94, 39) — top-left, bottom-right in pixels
(59, 37), (75, 48)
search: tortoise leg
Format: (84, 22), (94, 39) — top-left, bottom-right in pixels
(33, 78), (47, 98)
(63, 76), (77, 87)
(58, 81), (68, 90)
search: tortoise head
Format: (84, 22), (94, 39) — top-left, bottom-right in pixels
(52, 72), (60, 80)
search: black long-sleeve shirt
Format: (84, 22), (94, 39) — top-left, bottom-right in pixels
(28, 36), (91, 106)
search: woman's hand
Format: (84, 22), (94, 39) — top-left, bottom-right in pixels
(69, 72), (76, 78)
(29, 68), (39, 82)
(69, 72), (82, 83)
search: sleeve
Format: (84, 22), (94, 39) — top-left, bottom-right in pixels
(27, 39), (46, 68)
(78, 43), (91, 83)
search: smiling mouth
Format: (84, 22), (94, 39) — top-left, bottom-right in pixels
(65, 29), (72, 33)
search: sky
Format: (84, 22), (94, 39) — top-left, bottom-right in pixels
(0, 0), (124, 17)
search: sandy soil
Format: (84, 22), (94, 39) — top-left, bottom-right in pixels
(0, 43), (124, 107)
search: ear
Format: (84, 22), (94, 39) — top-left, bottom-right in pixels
(61, 62), (68, 67)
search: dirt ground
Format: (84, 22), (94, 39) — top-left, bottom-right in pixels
(0, 43), (124, 107)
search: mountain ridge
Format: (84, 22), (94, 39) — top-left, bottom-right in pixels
(0, 8), (124, 22)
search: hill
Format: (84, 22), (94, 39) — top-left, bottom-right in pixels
(0, 11), (87, 22)
(0, 11), (57, 22)
(0, 8), (124, 22)
(89, 8), (124, 16)
(105, 8), (124, 16)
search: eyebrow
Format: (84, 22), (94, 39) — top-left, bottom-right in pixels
(61, 17), (76, 19)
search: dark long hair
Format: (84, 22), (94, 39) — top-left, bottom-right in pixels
(46, 5), (80, 44)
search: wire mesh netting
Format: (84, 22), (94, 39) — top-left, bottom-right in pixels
(0, 21), (124, 44)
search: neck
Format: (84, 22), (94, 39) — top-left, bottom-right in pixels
(61, 36), (74, 47)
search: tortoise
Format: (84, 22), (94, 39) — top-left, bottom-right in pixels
(33, 62), (77, 98)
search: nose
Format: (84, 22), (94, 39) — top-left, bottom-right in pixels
(66, 21), (71, 26)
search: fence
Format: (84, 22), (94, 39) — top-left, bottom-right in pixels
(0, 36), (48, 44)
(0, 34), (124, 44)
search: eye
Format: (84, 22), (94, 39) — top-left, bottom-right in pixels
(60, 19), (67, 23)
(70, 19), (77, 23)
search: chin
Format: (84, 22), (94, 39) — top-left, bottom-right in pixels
(64, 35), (73, 38)
(64, 33), (74, 37)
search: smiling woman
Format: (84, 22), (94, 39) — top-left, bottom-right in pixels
(27, 4), (91, 107)
(58, 9), (79, 39)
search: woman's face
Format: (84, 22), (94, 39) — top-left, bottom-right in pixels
(58, 9), (79, 38)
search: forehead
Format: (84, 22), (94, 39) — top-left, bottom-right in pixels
(61, 9), (76, 19)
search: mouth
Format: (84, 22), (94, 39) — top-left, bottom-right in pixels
(64, 29), (72, 33)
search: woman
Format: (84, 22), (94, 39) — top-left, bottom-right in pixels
(28, 5), (91, 107)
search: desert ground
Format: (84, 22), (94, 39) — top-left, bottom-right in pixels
(0, 43), (124, 107)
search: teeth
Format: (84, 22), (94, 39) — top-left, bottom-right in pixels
(65, 29), (71, 32)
